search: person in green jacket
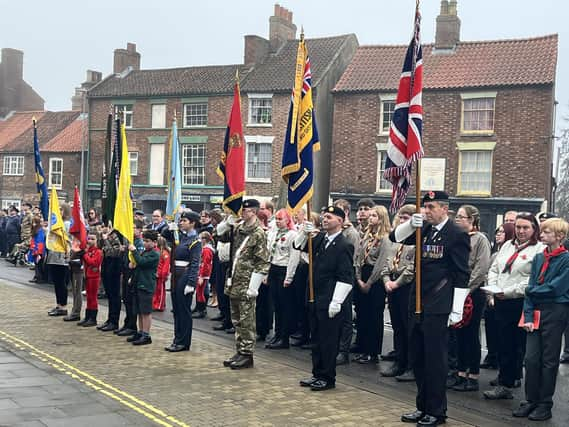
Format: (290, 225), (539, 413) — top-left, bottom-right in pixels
(127, 230), (160, 346)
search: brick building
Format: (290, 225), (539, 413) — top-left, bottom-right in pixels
(0, 111), (86, 210)
(331, 1), (558, 233)
(85, 5), (358, 213)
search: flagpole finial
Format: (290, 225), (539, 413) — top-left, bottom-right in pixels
(235, 68), (239, 82)
(173, 109), (177, 122)
(32, 116), (36, 126)
(300, 27), (304, 41)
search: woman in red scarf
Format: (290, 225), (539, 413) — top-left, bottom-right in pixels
(512, 218), (569, 421)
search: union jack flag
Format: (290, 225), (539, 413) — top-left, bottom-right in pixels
(383, 5), (423, 213)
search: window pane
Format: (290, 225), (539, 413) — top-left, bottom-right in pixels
(460, 151), (492, 193)
(151, 104), (166, 128)
(381, 101), (395, 132)
(184, 103), (208, 127)
(115, 104), (133, 128)
(182, 144), (206, 185)
(129, 152), (138, 176)
(246, 142), (272, 179)
(249, 98), (272, 124)
(376, 151), (391, 190)
(463, 98), (495, 131)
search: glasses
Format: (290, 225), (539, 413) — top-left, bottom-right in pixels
(496, 230), (505, 234)
(455, 215), (470, 220)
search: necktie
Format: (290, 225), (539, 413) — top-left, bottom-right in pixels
(324, 236), (330, 249)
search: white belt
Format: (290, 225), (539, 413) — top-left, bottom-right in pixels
(175, 260), (189, 267)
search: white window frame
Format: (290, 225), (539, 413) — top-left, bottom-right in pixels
(129, 152), (138, 176)
(151, 104), (166, 129)
(114, 104), (134, 128)
(183, 102), (208, 128)
(2, 200), (21, 210)
(3, 156), (24, 176)
(460, 92), (497, 135)
(375, 143), (392, 193)
(245, 135), (273, 183)
(48, 158), (63, 190)
(456, 142), (496, 196)
(378, 94), (397, 135)
(247, 93), (273, 127)
(181, 143), (206, 185)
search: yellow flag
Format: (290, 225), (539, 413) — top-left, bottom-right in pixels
(46, 187), (68, 253)
(113, 123), (135, 264)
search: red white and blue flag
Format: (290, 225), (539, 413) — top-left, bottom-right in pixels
(383, 5), (423, 213)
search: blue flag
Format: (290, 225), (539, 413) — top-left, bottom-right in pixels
(166, 118), (182, 219)
(33, 119), (48, 220)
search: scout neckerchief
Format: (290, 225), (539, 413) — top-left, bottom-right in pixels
(362, 227), (381, 263)
(391, 243), (404, 272)
(270, 228), (288, 262)
(502, 240), (532, 274)
(538, 246), (567, 283)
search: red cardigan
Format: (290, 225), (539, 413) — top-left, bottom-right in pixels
(82, 246), (103, 279)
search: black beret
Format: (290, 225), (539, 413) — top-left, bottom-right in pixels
(134, 210), (145, 216)
(180, 211), (200, 223)
(243, 199), (260, 209)
(538, 212), (558, 221)
(422, 191), (449, 204)
(323, 205), (346, 220)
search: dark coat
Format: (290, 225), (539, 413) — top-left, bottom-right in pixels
(131, 248), (160, 292)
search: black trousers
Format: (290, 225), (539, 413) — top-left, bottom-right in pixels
(292, 262), (310, 340)
(410, 313), (449, 418)
(102, 258), (121, 325)
(171, 268), (193, 348)
(269, 264), (294, 342)
(456, 288), (486, 374)
(388, 283), (411, 369)
(338, 291), (353, 354)
(121, 269), (137, 330)
(357, 264), (385, 356)
(484, 304), (499, 363)
(215, 261), (231, 327)
(495, 298), (526, 387)
(311, 306), (343, 383)
(49, 264), (68, 306)
(256, 281), (273, 338)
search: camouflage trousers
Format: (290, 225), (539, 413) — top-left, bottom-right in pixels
(230, 296), (256, 355)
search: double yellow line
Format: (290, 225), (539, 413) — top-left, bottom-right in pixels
(0, 330), (189, 427)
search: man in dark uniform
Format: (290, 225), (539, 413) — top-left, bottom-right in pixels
(296, 206), (355, 391)
(165, 210), (201, 352)
(393, 191), (470, 426)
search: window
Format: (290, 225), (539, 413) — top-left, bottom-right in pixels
(2, 200), (21, 210)
(245, 135), (273, 181)
(48, 158), (63, 189)
(182, 144), (206, 185)
(114, 104), (133, 128)
(461, 95), (496, 133)
(375, 147), (391, 192)
(248, 94), (273, 125)
(129, 152), (138, 176)
(148, 144), (165, 185)
(3, 156), (24, 176)
(183, 103), (208, 127)
(379, 95), (396, 134)
(151, 104), (166, 128)
(458, 150), (493, 195)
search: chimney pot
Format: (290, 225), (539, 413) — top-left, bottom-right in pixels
(440, 0), (449, 15)
(113, 42), (141, 74)
(435, 0), (460, 49)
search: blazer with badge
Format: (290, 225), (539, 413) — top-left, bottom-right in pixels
(393, 220), (470, 314)
(305, 232), (355, 311)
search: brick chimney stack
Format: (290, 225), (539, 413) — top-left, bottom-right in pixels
(71, 70), (102, 112)
(113, 42), (141, 74)
(435, 0), (461, 50)
(269, 4), (296, 52)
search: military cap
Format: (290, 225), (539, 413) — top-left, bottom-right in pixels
(422, 190), (449, 204)
(323, 205), (346, 220)
(243, 199), (260, 209)
(538, 212), (558, 221)
(180, 210), (200, 223)
(134, 209), (145, 216)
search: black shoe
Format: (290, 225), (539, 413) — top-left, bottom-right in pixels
(300, 342), (314, 350)
(192, 310), (206, 319)
(513, 401), (538, 418)
(381, 350), (397, 361)
(132, 336), (152, 346)
(225, 327), (235, 334)
(165, 344), (190, 352)
(395, 370), (415, 382)
(213, 324), (229, 331)
(127, 333), (141, 343)
(290, 332), (303, 340)
(356, 354), (379, 365)
(299, 377), (318, 387)
(446, 373), (461, 389)
(117, 328), (136, 337)
(453, 378), (478, 392)
(76, 317), (88, 326)
(229, 354), (253, 369)
(63, 314), (80, 322)
(560, 353), (569, 364)
(349, 344), (363, 354)
(210, 314), (224, 321)
(380, 364), (405, 378)
(336, 352), (349, 366)
(489, 375), (500, 386)
(82, 318), (97, 327)
(483, 386), (513, 400)
(401, 410), (424, 423)
(417, 414), (446, 426)
(290, 337), (309, 347)
(97, 321), (110, 330)
(480, 355), (498, 369)
(309, 379), (334, 391)
(28, 278), (38, 283)
(266, 335), (279, 345)
(48, 308), (67, 317)
(99, 322), (118, 332)
(256, 334), (267, 342)
(528, 405), (552, 421)
(223, 353), (239, 367)
(114, 327), (125, 335)
(266, 339), (289, 349)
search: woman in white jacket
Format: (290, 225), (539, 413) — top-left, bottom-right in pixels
(483, 213), (544, 400)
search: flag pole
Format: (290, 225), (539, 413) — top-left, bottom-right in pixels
(414, 0), (422, 317)
(306, 201), (315, 303)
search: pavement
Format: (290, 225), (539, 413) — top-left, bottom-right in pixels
(0, 263), (568, 426)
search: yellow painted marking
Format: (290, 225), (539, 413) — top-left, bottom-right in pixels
(0, 330), (189, 427)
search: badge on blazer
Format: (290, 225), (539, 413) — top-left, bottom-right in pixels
(422, 244), (444, 259)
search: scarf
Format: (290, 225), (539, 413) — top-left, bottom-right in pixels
(502, 240), (532, 274)
(538, 246), (567, 283)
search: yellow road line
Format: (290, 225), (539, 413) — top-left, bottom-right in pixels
(0, 330), (189, 427)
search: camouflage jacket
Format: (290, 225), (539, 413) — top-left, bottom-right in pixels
(20, 212), (33, 242)
(219, 218), (269, 298)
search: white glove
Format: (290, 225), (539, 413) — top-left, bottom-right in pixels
(328, 281), (352, 318)
(216, 219), (231, 235)
(246, 272), (266, 298)
(184, 285), (194, 295)
(411, 213), (423, 228)
(393, 213), (423, 242)
(302, 221), (315, 234)
(293, 221), (315, 249)
(448, 288), (469, 326)
(168, 221), (178, 231)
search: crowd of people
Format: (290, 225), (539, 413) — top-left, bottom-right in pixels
(3, 194), (569, 425)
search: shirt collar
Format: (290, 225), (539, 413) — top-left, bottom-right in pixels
(325, 230), (342, 242)
(434, 217), (449, 232)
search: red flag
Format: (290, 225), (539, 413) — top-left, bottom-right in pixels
(69, 186), (88, 249)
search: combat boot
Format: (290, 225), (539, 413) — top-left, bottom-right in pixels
(229, 353), (253, 370)
(223, 353), (240, 367)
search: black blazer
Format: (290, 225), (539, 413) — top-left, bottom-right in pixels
(392, 219), (470, 314)
(300, 232), (355, 311)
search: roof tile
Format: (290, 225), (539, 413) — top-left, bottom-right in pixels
(43, 114), (87, 152)
(0, 111), (44, 150)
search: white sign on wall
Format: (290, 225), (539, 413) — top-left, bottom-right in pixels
(420, 158), (446, 191)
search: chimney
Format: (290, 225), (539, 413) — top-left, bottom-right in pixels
(113, 42), (141, 74)
(243, 35), (270, 66)
(435, 0), (461, 50)
(269, 4), (297, 52)
(71, 70), (102, 112)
